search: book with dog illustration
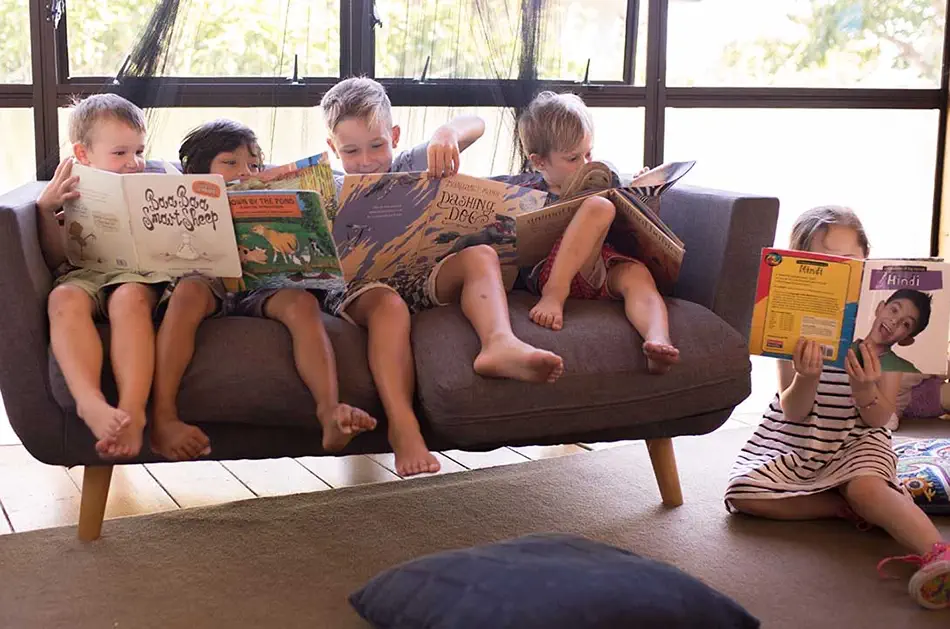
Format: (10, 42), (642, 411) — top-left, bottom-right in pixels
(333, 172), (548, 288)
(227, 152), (340, 220)
(749, 249), (950, 375)
(63, 163), (242, 277)
(226, 189), (344, 292)
(511, 160), (693, 291)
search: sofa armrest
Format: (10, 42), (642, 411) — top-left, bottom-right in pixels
(661, 185), (779, 339)
(0, 182), (67, 463)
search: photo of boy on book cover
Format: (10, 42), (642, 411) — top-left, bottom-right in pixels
(854, 288), (933, 374)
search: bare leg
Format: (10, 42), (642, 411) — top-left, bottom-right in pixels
(730, 491), (850, 520)
(434, 245), (563, 384)
(607, 261), (679, 374)
(151, 278), (214, 460)
(529, 195), (615, 331)
(940, 381), (950, 414)
(265, 289), (376, 451)
(841, 476), (944, 555)
(346, 288), (439, 476)
(106, 283), (160, 458)
(48, 285), (129, 457)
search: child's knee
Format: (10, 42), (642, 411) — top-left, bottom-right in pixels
(367, 289), (410, 323)
(841, 476), (888, 504)
(47, 285), (95, 319)
(108, 283), (154, 318)
(269, 289), (321, 323)
(169, 278), (215, 313)
(458, 244), (499, 271)
(611, 261), (656, 295)
(578, 196), (616, 227)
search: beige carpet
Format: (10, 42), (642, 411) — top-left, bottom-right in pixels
(0, 428), (947, 629)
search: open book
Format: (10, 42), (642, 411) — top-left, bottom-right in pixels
(334, 172), (547, 288)
(513, 160), (694, 290)
(226, 189), (343, 292)
(749, 248), (950, 375)
(227, 152), (340, 220)
(63, 163), (242, 277)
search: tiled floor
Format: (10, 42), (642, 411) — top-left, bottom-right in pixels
(0, 366), (766, 536)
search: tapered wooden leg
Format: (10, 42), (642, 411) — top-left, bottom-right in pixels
(646, 438), (683, 507)
(78, 465), (113, 541)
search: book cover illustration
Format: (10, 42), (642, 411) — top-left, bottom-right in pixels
(228, 152), (339, 221)
(852, 260), (950, 375)
(748, 248), (863, 368)
(228, 189), (344, 292)
(64, 163), (242, 277)
(334, 172), (547, 286)
(606, 188), (685, 290)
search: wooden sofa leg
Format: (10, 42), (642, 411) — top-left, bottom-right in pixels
(78, 465), (113, 541)
(646, 438), (684, 507)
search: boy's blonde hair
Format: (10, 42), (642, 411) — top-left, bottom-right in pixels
(518, 91), (593, 159)
(67, 93), (146, 146)
(790, 205), (870, 256)
(320, 77), (392, 133)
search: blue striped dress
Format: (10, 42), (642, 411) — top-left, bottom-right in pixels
(725, 366), (902, 508)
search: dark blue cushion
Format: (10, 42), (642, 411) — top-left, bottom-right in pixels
(349, 533), (760, 629)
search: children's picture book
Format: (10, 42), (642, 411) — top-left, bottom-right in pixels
(63, 162), (242, 277)
(227, 152), (340, 221)
(514, 160), (693, 290)
(334, 172), (548, 288)
(749, 248), (950, 375)
(226, 189), (344, 292)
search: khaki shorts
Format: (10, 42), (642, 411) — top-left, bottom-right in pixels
(53, 267), (171, 319)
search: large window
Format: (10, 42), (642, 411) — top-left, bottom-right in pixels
(65, 0), (341, 78)
(0, 110), (36, 193)
(664, 108), (940, 257)
(667, 0), (947, 88)
(0, 0), (31, 83)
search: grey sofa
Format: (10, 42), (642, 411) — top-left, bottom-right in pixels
(0, 181), (778, 540)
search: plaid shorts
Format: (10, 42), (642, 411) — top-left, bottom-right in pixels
(324, 255), (455, 323)
(159, 273), (324, 320)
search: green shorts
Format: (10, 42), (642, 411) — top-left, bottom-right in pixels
(53, 267), (172, 319)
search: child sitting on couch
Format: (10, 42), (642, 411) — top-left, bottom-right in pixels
(150, 119), (377, 462)
(37, 94), (170, 459)
(514, 91), (679, 374)
(319, 77), (565, 475)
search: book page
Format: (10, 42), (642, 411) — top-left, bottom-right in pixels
(229, 190), (343, 292)
(412, 174), (547, 285)
(333, 172), (437, 284)
(748, 249), (863, 367)
(607, 189), (684, 289)
(228, 153), (339, 221)
(123, 173), (242, 277)
(853, 259), (950, 375)
(62, 163), (139, 273)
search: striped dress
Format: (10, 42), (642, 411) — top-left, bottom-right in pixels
(724, 366), (902, 508)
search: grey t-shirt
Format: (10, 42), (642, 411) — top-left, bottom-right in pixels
(332, 142), (429, 195)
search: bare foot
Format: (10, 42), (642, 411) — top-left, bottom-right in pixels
(77, 397), (132, 459)
(390, 426), (440, 477)
(319, 404), (377, 452)
(151, 411), (211, 461)
(529, 295), (565, 331)
(643, 340), (680, 375)
(474, 335), (565, 384)
(100, 410), (146, 459)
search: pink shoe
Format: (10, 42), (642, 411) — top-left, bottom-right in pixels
(878, 542), (950, 610)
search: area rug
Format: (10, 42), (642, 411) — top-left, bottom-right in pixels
(1, 428), (947, 629)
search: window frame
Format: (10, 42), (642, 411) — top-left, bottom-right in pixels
(5, 0), (949, 254)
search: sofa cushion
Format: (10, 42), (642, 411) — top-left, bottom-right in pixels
(412, 291), (750, 445)
(49, 314), (384, 428)
(350, 533), (761, 629)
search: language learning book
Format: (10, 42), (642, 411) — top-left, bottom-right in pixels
(749, 248), (950, 375)
(513, 160), (694, 290)
(63, 162), (242, 277)
(333, 171), (547, 288)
